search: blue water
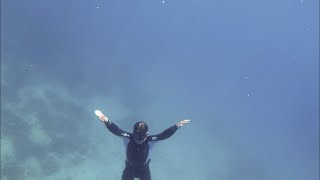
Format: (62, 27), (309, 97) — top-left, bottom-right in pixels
(1, 0), (319, 179)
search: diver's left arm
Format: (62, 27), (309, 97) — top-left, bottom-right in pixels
(152, 119), (190, 141)
(176, 119), (190, 128)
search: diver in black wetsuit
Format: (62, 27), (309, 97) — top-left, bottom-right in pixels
(94, 110), (190, 180)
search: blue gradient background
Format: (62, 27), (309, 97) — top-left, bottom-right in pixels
(1, 0), (319, 179)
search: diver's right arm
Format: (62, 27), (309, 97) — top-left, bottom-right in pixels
(95, 110), (109, 122)
(94, 110), (130, 137)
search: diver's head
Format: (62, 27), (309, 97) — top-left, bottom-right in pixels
(133, 121), (149, 144)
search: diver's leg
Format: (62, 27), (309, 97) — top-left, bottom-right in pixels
(139, 166), (151, 180)
(121, 166), (135, 180)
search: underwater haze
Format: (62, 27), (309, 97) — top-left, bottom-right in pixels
(1, 0), (319, 179)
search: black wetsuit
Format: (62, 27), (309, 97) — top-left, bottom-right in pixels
(104, 120), (179, 180)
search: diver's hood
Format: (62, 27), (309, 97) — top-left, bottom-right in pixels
(133, 121), (148, 141)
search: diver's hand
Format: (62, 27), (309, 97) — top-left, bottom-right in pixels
(176, 119), (190, 128)
(94, 110), (109, 122)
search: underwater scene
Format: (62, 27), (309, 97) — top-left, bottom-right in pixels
(1, 0), (319, 180)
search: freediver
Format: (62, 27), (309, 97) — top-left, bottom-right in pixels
(94, 110), (190, 180)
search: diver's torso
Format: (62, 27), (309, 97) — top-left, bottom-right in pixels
(126, 137), (150, 166)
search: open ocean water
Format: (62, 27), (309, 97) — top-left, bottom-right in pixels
(1, 0), (319, 179)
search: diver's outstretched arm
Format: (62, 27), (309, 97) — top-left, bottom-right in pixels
(94, 109), (130, 137)
(176, 119), (190, 128)
(94, 110), (109, 122)
(150, 119), (191, 141)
